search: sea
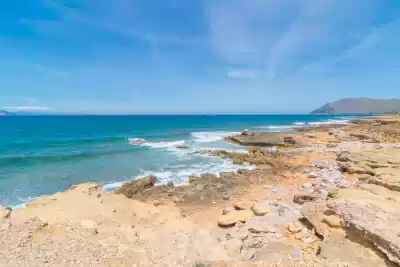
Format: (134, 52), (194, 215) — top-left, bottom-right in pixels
(0, 114), (358, 208)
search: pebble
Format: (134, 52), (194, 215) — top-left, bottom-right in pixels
(308, 172), (318, 178)
(222, 207), (234, 215)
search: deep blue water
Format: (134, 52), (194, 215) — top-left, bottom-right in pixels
(0, 114), (358, 207)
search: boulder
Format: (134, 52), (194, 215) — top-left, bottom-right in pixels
(115, 175), (157, 198)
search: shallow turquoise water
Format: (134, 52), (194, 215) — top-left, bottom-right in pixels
(0, 114), (358, 207)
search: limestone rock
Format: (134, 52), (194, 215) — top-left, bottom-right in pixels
(218, 210), (253, 226)
(236, 210), (253, 222)
(288, 222), (303, 233)
(115, 175), (157, 198)
(293, 193), (317, 204)
(251, 203), (270, 216)
(301, 203), (329, 237)
(248, 225), (276, 234)
(234, 200), (252, 210)
(323, 215), (342, 228)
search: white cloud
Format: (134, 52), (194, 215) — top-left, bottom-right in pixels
(4, 106), (53, 111)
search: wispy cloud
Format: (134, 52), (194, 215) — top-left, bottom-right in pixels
(206, 0), (398, 79)
(4, 106), (53, 111)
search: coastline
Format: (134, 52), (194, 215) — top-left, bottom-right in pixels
(2, 114), (400, 266)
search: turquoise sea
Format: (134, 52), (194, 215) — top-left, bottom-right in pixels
(0, 114), (358, 207)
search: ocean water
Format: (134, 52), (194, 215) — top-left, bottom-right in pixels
(0, 114), (357, 207)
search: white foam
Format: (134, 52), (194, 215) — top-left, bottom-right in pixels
(102, 181), (125, 192)
(101, 158), (256, 190)
(129, 137), (186, 149)
(309, 119), (349, 126)
(191, 131), (239, 143)
(256, 125), (294, 129)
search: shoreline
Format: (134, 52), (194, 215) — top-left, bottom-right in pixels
(2, 114), (400, 266)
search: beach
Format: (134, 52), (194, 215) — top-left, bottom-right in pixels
(1, 114), (400, 266)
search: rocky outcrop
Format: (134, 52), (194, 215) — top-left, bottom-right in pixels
(115, 175), (157, 198)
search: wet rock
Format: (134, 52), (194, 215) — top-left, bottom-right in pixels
(293, 193), (318, 204)
(251, 203), (270, 216)
(166, 181), (174, 188)
(232, 158), (244, 165)
(115, 176), (157, 198)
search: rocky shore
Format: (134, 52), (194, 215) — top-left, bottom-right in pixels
(1, 115), (400, 266)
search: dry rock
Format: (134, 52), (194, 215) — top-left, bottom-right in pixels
(234, 200), (252, 210)
(251, 203), (270, 216)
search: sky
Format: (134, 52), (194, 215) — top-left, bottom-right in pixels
(0, 0), (400, 114)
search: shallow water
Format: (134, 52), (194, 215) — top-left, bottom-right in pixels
(0, 114), (358, 207)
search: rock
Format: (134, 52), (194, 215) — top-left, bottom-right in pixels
(242, 236), (265, 249)
(188, 176), (199, 183)
(232, 158), (244, 165)
(308, 172), (318, 178)
(288, 222), (303, 233)
(236, 210), (253, 222)
(293, 193), (317, 204)
(0, 206), (11, 219)
(241, 129), (249, 136)
(251, 203), (270, 216)
(248, 225), (276, 233)
(171, 196), (183, 204)
(301, 203), (329, 238)
(327, 143), (338, 148)
(222, 207), (234, 215)
(234, 200), (252, 210)
(166, 181), (174, 187)
(302, 183), (312, 189)
(115, 175), (157, 198)
(323, 215), (342, 228)
(218, 213), (238, 227)
(218, 210), (253, 226)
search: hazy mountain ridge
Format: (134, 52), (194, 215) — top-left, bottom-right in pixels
(312, 98), (400, 114)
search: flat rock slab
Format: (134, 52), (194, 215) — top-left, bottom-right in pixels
(227, 132), (285, 147)
(328, 187), (400, 265)
(318, 232), (397, 267)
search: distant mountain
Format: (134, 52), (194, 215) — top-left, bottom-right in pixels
(311, 98), (400, 114)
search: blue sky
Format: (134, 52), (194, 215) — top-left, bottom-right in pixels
(0, 0), (400, 114)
